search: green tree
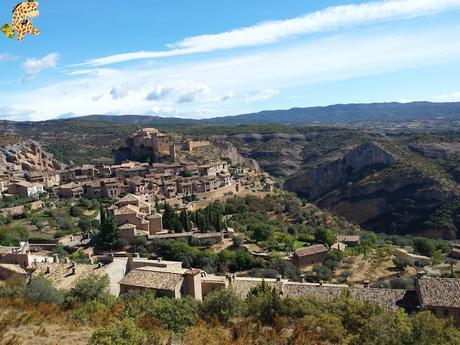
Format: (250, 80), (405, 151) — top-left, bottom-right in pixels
(314, 227), (336, 246)
(200, 288), (243, 323)
(246, 280), (282, 325)
(413, 238), (436, 257)
(179, 209), (192, 232)
(248, 223), (273, 242)
(313, 264), (332, 281)
(96, 207), (121, 250)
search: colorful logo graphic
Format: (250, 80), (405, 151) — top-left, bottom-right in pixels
(2, 0), (40, 42)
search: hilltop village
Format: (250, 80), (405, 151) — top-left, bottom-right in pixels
(0, 127), (460, 343)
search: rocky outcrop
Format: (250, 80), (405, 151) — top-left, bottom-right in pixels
(0, 140), (63, 172)
(284, 143), (396, 200)
(211, 140), (260, 171)
(316, 172), (458, 238)
(408, 142), (460, 160)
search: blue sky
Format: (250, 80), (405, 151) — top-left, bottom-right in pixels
(1, 0), (460, 121)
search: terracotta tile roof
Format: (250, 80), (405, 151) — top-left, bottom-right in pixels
(118, 266), (185, 291)
(417, 277), (460, 308)
(116, 194), (141, 204)
(114, 204), (139, 215)
(32, 262), (109, 291)
(294, 244), (328, 257)
(118, 223), (137, 230)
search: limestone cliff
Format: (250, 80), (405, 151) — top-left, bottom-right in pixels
(0, 140), (63, 172)
(284, 143), (396, 200)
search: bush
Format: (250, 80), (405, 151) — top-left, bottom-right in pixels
(65, 275), (112, 306)
(200, 288), (243, 323)
(389, 277), (414, 290)
(149, 297), (198, 334)
(246, 280), (282, 325)
(313, 264), (332, 281)
(25, 275), (64, 305)
(89, 318), (148, 345)
(413, 238), (436, 257)
(393, 256), (409, 270)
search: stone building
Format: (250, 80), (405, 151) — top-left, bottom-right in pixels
(416, 277), (460, 326)
(119, 266), (203, 300)
(7, 180), (43, 198)
(292, 244), (329, 267)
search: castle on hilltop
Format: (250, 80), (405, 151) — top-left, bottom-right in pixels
(113, 128), (210, 164)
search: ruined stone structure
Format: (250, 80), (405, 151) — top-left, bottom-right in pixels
(113, 128), (210, 164)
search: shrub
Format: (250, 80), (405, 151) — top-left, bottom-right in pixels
(89, 318), (148, 345)
(149, 297), (198, 334)
(413, 238), (436, 257)
(246, 280), (282, 325)
(65, 275), (112, 306)
(393, 256), (409, 270)
(200, 288), (243, 323)
(313, 264), (332, 281)
(25, 275), (64, 305)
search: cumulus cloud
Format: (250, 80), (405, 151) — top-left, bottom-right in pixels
(145, 82), (209, 103)
(146, 86), (174, 101)
(110, 84), (130, 99)
(79, 0), (460, 66)
(22, 53), (59, 80)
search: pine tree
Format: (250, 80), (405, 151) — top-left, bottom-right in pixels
(179, 209), (191, 232)
(97, 207), (120, 250)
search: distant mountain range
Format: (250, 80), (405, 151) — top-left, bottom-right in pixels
(51, 101), (460, 126)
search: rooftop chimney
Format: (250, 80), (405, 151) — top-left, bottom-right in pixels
(53, 254), (59, 263)
(45, 266), (51, 274)
(276, 274), (282, 282)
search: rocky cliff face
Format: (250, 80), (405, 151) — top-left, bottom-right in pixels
(211, 140), (261, 171)
(317, 172), (458, 239)
(221, 129), (460, 239)
(0, 140), (63, 172)
(284, 143), (396, 200)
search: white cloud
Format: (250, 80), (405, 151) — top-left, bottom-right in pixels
(22, 53), (59, 80)
(247, 89), (279, 103)
(78, 0), (460, 66)
(3, 26), (460, 120)
(145, 82), (209, 103)
(0, 106), (36, 121)
(110, 84), (130, 99)
(0, 53), (16, 62)
(146, 86), (174, 101)
(432, 91), (460, 102)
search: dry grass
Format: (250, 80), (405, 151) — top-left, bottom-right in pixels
(0, 307), (93, 345)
